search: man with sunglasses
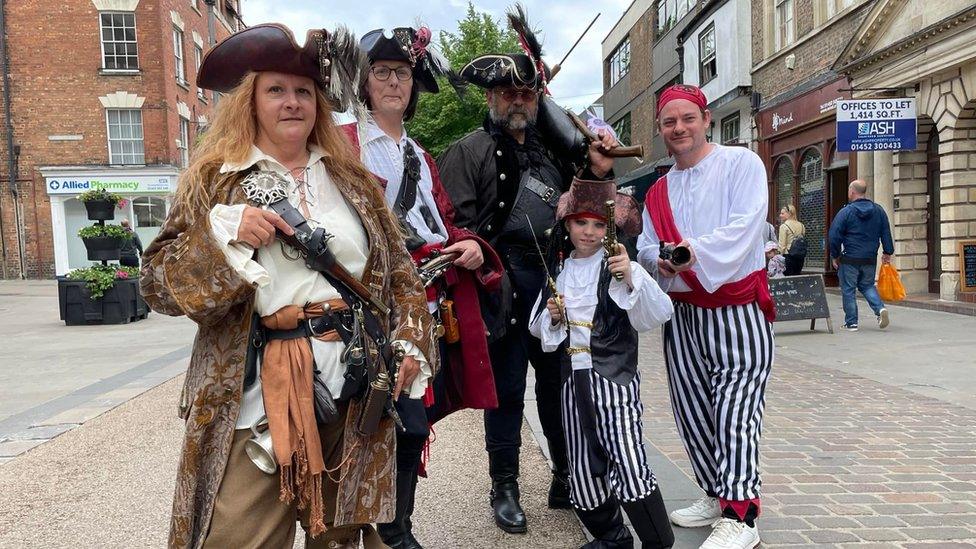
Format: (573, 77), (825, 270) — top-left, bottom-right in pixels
(346, 27), (503, 549)
(438, 36), (618, 534)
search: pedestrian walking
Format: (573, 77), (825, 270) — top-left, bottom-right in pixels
(777, 205), (806, 275)
(118, 219), (143, 268)
(528, 178), (675, 548)
(140, 23), (437, 548)
(437, 6), (619, 533)
(828, 179), (894, 331)
(636, 84), (775, 549)
(348, 25), (503, 549)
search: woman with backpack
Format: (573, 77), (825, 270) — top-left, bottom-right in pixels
(778, 205), (806, 275)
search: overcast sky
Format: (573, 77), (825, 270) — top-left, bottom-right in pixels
(240, 0), (631, 113)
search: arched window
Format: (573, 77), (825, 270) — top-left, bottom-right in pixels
(773, 156), (794, 212)
(798, 148), (825, 269)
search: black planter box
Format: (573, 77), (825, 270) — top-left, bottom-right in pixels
(83, 199), (116, 221)
(58, 277), (148, 325)
(82, 236), (124, 261)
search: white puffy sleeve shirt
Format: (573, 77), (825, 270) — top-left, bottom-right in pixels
(636, 145), (768, 294)
(205, 145), (429, 429)
(528, 252), (673, 372)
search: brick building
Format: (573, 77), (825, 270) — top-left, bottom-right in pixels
(600, 0), (708, 197)
(601, 0), (655, 177)
(751, 0), (874, 280)
(0, 0), (242, 279)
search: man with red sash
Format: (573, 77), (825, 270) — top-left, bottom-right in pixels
(636, 84), (774, 549)
(346, 26), (503, 549)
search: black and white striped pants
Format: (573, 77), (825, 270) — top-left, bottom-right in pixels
(663, 301), (774, 502)
(562, 369), (658, 510)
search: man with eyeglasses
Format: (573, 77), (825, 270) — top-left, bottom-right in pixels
(438, 24), (618, 534)
(345, 27), (503, 549)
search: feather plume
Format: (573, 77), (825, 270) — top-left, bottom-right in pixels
(318, 26), (369, 120)
(426, 47), (467, 98)
(506, 3), (544, 64)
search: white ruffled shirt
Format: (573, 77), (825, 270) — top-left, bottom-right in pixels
(528, 252), (673, 371)
(635, 144), (768, 293)
(208, 144), (430, 430)
(358, 118), (448, 247)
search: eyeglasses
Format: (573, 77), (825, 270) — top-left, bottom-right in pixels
(371, 66), (413, 82)
(496, 88), (539, 102)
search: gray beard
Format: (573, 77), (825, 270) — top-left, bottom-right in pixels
(489, 107), (536, 131)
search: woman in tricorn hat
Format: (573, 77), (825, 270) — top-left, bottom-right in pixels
(141, 23), (437, 548)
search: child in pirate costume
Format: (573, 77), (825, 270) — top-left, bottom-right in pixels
(344, 26), (503, 549)
(528, 178), (675, 548)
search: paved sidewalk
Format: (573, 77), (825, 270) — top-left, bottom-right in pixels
(0, 375), (584, 548)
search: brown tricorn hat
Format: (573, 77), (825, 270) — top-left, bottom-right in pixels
(198, 23), (327, 93)
(556, 178), (642, 238)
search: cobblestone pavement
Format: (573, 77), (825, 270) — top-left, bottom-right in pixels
(638, 329), (976, 548)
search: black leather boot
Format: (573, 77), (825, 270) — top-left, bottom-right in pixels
(489, 449), (527, 533)
(620, 489), (674, 549)
(377, 464), (423, 548)
(576, 497), (634, 549)
(548, 470), (572, 509)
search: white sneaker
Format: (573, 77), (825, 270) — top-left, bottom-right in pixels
(878, 308), (889, 329)
(699, 518), (760, 549)
(669, 496), (721, 528)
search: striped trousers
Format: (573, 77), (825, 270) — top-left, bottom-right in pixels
(662, 301), (774, 502)
(562, 369), (658, 511)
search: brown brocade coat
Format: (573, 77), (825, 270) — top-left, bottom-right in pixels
(141, 161), (437, 549)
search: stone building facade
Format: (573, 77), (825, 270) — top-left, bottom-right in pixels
(835, 1), (976, 302)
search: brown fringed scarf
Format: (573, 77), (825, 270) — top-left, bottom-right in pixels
(260, 300), (346, 537)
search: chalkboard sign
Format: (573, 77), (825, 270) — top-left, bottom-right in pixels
(960, 240), (976, 293)
(768, 274), (833, 333)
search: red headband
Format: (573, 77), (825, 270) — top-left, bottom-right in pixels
(657, 84), (708, 115)
(565, 212), (606, 223)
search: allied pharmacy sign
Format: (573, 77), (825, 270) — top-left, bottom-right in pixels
(45, 174), (175, 195)
(836, 98), (917, 152)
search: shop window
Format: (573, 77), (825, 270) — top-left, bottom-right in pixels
(608, 38), (631, 87)
(698, 24), (716, 86)
(612, 113), (632, 145)
(100, 12), (138, 70)
(133, 196), (167, 227)
(721, 113), (740, 144)
(178, 116), (191, 167)
(174, 27), (187, 85)
(106, 109), (145, 165)
(798, 149), (825, 269)
(774, 157), (794, 212)
(775, 0), (795, 51)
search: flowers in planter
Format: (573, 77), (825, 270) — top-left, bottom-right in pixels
(78, 188), (124, 206)
(77, 223), (133, 240)
(66, 264), (140, 299)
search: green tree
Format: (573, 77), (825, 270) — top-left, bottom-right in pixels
(407, 2), (520, 156)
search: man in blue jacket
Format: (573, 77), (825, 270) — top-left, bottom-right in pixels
(828, 179), (894, 331)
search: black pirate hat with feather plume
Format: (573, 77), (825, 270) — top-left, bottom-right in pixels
(459, 3), (550, 89)
(360, 27), (465, 96)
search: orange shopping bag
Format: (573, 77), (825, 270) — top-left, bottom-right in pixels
(877, 264), (906, 302)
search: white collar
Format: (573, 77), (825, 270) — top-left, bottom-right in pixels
(363, 116), (409, 146)
(219, 144), (327, 174)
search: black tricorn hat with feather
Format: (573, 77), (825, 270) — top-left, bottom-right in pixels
(360, 27), (464, 96)
(460, 4), (551, 90)
(197, 23), (366, 114)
